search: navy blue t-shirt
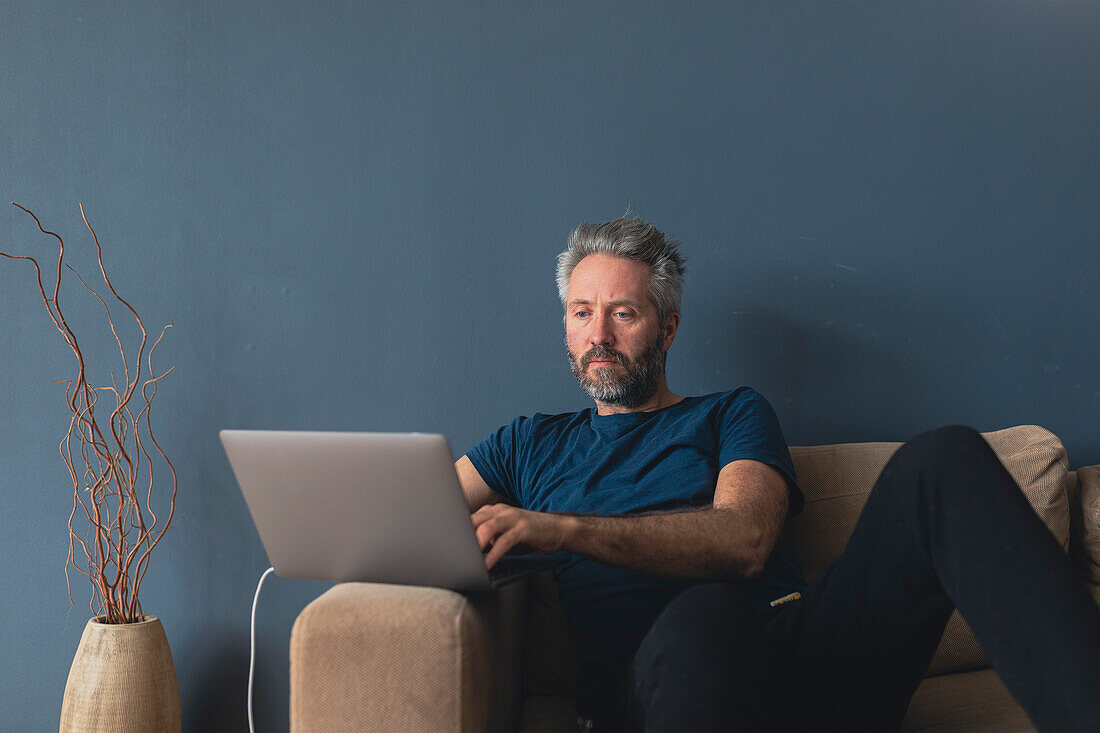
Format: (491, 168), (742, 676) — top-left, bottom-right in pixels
(467, 387), (807, 662)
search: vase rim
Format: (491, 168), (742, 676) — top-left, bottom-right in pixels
(88, 613), (159, 626)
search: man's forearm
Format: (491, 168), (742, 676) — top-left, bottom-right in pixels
(558, 507), (769, 580)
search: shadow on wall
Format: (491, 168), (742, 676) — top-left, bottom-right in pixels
(181, 633), (259, 733)
(696, 268), (956, 445)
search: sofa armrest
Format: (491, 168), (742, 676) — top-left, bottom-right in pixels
(290, 580), (527, 733)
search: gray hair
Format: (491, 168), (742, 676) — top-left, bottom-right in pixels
(556, 217), (686, 323)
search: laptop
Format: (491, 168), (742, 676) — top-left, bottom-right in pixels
(220, 430), (565, 591)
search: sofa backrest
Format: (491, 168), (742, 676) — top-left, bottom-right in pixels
(785, 424), (1070, 676)
(785, 425), (1070, 577)
(523, 425), (1072, 696)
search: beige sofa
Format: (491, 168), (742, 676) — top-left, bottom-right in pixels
(290, 425), (1100, 732)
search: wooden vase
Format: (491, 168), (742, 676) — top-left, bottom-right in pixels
(59, 614), (181, 733)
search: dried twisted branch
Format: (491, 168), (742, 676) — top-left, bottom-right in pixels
(2, 203), (177, 624)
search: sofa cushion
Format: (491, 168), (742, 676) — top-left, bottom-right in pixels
(786, 425), (1070, 677)
(900, 667), (1034, 732)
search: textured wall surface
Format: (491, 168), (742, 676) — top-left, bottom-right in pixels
(2, 2), (1097, 730)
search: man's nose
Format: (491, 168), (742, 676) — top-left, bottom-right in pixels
(589, 313), (614, 346)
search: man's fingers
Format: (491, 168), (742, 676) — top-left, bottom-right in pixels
(475, 516), (502, 551)
(484, 528), (519, 570)
(470, 503), (500, 526)
(471, 503), (515, 526)
(472, 505), (504, 549)
(471, 506), (543, 564)
(475, 507), (520, 551)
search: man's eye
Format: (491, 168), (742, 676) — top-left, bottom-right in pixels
(614, 312), (632, 319)
(574, 311), (589, 319)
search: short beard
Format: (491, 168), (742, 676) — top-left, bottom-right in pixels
(567, 332), (667, 408)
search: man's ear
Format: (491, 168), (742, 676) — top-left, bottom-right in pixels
(663, 312), (680, 351)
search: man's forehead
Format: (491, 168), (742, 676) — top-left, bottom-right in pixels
(567, 296), (646, 309)
(566, 258), (655, 314)
(569, 254), (650, 289)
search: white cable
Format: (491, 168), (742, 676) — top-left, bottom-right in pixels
(249, 566), (276, 733)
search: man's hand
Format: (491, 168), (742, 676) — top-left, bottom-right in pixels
(471, 504), (570, 570)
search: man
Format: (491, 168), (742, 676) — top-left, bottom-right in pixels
(455, 217), (1100, 732)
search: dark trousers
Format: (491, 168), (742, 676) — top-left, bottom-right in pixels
(624, 425), (1100, 732)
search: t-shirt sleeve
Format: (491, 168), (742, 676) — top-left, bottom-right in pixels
(716, 389), (805, 517)
(464, 416), (530, 507)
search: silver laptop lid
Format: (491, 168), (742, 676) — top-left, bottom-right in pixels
(220, 430), (493, 591)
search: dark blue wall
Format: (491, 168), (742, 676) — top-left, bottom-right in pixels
(2, 2), (1097, 730)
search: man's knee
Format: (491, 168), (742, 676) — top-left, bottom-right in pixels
(902, 424), (987, 462)
(872, 424), (1022, 520)
(884, 424), (999, 486)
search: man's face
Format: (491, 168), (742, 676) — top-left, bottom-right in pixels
(564, 254), (675, 407)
